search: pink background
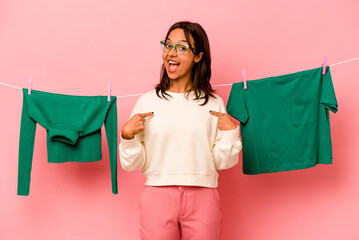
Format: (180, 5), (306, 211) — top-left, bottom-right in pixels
(1, 0), (359, 239)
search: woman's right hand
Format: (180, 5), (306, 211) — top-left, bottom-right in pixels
(121, 112), (154, 140)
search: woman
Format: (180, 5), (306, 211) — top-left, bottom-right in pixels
(119, 21), (242, 240)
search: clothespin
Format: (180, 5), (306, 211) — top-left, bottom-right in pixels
(107, 82), (111, 102)
(28, 75), (32, 95)
(242, 69), (247, 89)
(322, 56), (327, 75)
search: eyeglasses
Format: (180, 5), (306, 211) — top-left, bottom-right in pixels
(160, 40), (193, 55)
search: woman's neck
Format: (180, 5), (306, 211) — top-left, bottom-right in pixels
(168, 79), (193, 93)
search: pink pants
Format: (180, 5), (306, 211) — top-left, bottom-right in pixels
(139, 185), (222, 240)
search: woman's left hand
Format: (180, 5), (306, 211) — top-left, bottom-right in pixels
(209, 110), (237, 131)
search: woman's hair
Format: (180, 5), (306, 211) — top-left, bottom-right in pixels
(154, 21), (217, 106)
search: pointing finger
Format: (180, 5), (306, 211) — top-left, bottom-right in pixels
(209, 110), (222, 116)
(138, 112), (154, 118)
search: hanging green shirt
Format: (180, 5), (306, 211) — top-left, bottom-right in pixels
(226, 66), (338, 174)
(18, 88), (118, 195)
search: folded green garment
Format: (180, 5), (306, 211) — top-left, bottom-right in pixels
(18, 88), (118, 195)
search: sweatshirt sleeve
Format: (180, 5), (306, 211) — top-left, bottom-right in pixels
(212, 96), (242, 170)
(104, 97), (118, 194)
(119, 96), (146, 172)
(17, 89), (37, 196)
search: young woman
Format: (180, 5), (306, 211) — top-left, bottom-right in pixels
(119, 21), (242, 240)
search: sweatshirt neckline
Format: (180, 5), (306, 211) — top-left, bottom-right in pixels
(166, 90), (195, 96)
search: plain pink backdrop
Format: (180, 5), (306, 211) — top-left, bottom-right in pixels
(1, 0), (359, 239)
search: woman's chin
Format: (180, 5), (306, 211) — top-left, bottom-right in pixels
(167, 72), (180, 80)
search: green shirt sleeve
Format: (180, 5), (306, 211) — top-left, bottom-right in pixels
(320, 66), (338, 113)
(17, 89), (37, 196)
(104, 97), (118, 194)
(226, 82), (249, 124)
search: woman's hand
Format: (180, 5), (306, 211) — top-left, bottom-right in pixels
(209, 110), (237, 131)
(121, 112), (154, 140)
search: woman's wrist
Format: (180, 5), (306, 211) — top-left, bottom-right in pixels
(121, 131), (135, 140)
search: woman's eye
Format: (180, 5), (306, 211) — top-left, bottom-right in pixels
(178, 45), (187, 52)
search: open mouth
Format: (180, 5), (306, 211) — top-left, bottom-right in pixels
(168, 60), (180, 72)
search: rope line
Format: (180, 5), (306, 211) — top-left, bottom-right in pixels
(1, 56), (358, 97)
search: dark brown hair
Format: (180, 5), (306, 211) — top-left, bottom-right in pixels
(154, 21), (217, 105)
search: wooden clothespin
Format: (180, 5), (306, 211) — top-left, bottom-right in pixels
(322, 56), (327, 75)
(107, 82), (111, 102)
(242, 69), (247, 89)
(28, 75), (32, 95)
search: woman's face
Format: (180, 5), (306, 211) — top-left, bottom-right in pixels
(162, 28), (203, 83)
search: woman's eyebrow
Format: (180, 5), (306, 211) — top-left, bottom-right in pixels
(167, 38), (188, 43)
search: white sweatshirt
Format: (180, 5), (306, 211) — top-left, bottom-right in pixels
(119, 89), (242, 188)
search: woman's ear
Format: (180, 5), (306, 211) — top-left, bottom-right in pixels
(194, 52), (203, 63)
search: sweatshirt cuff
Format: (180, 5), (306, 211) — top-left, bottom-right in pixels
(120, 132), (141, 148)
(218, 125), (240, 143)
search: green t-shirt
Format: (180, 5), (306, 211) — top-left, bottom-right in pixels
(226, 66), (338, 174)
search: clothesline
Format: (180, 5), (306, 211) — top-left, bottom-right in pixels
(1, 56), (358, 98)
